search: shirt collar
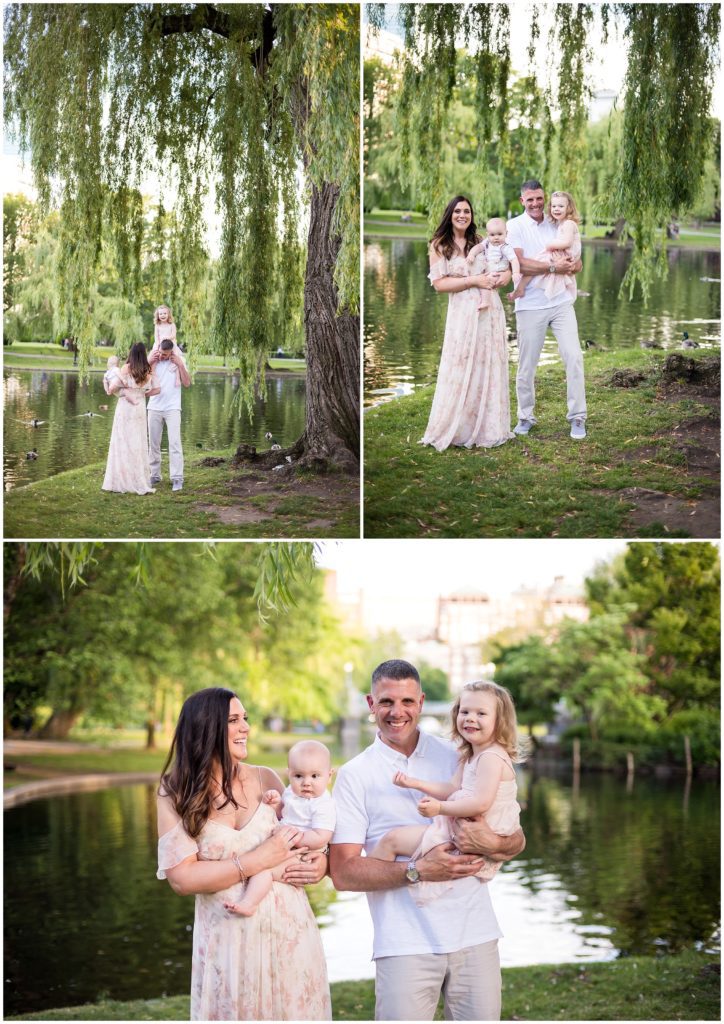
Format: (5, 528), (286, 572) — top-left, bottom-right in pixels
(373, 729), (428, 764)
(523, 211), (551, 227)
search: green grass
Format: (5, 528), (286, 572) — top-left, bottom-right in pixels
(2, 344), (306, 374)
(7, 949), (719, 1020)
(364, 348), (718, 538)
(3, 454), (358, 539)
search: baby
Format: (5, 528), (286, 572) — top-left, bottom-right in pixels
(223, 740), (335, 917)
(103, 355), (138, 404)
(466, 217), (521, 310)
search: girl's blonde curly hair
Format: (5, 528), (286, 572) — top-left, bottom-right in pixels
(154, 305), (175, 324)
(450, 680), (529, 763)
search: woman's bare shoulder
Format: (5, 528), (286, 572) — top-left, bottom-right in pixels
(256, 764), (285, 791)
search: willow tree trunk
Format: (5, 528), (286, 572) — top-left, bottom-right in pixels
(39, 708), (80, 739)
(297, 181), (359, 472)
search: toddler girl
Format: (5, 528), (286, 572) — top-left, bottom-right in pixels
(466, 218), (521, 310)
(510, 190), (581, 302)
(371, 680), (524, 906)
(224, 740), (335, 917)
(149, 305), (186, 386)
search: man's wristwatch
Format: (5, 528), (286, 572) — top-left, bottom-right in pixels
(405, 860), (420, 883)
(548, 263), (556, 274)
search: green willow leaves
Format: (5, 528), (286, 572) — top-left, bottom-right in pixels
(367, 2), (719, 300)
(4, 4), (359, 383)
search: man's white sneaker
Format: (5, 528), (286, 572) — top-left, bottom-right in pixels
(570, 418), (586, 440)
(513, 419), (533, 436)
(172, 480), (183, 492)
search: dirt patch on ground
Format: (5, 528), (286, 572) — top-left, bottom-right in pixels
(657, 354), (721, 406)
(620, 415), (720, 478)
(193, 467), (359, 531)
(195, 503), (274, 525)
(610, 486), (720, 537)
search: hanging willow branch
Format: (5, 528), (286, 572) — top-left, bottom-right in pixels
(4, 3), (359, 384)
(368, 2), (719, 300)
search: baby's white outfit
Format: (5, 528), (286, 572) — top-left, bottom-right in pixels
(103, 367), (123, 395)
(280, 787), (336, 833)
(468, 239), (519, 308)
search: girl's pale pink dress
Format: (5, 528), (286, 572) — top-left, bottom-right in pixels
(422, 250), (514, 451)
(101, 371), (156, 494)
(534, 219), (582, 301)
(409, 745), (520, 907)
(157, 800), (331, 1021)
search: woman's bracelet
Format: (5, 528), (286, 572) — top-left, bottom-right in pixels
(231, 853), (246, 883)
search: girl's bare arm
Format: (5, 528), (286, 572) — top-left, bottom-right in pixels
(546, 220), (577, 251)
(420, 753), (505, 818)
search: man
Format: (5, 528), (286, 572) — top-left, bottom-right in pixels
(506, 179), (587, 439)
(330, 660), (525, 1021)
(147, 339), (191, 491)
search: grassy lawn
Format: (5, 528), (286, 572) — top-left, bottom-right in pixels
(2, 344), (305, 374)
(363, 211), (720, 250)
(3, 448), (358, 539)
(364, 348), (719, 538)
(7, 948), (719, 1020)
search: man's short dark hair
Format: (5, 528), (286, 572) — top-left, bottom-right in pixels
(520, 179), (544, 194)
(160, 339), (174, 351)
(371, 659), (421, 689)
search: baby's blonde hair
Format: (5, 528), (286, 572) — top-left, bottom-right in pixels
(486, 217), (507, 235)
(154, 305), (175, 324)
(548, 191), (580, 224)
(450, 680), (528, 763)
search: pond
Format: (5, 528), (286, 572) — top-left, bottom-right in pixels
(4, 769), (719, 1015)
(364, 239), (721, 406)
(3, 370), (306, 490)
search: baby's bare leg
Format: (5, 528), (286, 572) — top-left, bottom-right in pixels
(371, 825), (427, 861)
(509, 275), (531, 301)
(223, 869), (274, 917)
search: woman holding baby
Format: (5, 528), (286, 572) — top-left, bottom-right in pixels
(421, 195), (515, 452)
(157, 687), (331, 1020)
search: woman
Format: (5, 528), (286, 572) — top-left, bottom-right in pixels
(102, 342), (159, 493)
(421, 195), (514, 451)
(157, 688), (331, 1021)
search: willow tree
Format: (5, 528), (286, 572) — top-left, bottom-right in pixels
(368, 2), (719, 301)
(4, 3), (360, 471)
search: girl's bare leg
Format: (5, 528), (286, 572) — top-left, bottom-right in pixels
(371, 825), (428, 861)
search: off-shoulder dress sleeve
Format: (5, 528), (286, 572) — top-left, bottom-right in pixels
(157, 820), (199, 879)
(428, 248), (449, 284)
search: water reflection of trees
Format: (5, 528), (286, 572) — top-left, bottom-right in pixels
(518, 771), (720, 956)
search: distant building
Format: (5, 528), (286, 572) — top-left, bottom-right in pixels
(589, 88), (618, 123)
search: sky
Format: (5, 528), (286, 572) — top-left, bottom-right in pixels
(317, 539), (629, 633)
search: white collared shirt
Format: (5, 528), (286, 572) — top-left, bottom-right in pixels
(332, 731), (502, 959)
(147, 359), (182, 413)
(506, 211), (572, 311)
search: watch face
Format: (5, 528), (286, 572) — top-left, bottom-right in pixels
(406, 864), (420, 883)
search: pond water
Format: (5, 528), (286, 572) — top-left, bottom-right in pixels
(3, 370), (306, 490)
(364, 239), (721, 406)
(4, 769), (719, 1015)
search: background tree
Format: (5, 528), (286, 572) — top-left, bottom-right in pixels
(366, 2), (719, 300)
(4, 542), (352, 744)
(3, 193), (38, 326)
(4, 3), (360, 471)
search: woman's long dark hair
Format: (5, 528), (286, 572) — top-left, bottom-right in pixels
(127, 342), (151, 385)
(160, 687), (241, 838)
(430, 195), (480, 259)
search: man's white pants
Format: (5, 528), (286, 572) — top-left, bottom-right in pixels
(515, 302), (587, 423)
(374, 939), (501, 1021)
(148, 409), (183, 483)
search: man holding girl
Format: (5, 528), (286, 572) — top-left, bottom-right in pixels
(330, 660), (526, 1021)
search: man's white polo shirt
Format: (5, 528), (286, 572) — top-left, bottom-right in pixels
(147, 359), (182, 414)
(506, 211), (572, 312)
(332, 731), (502, 959)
